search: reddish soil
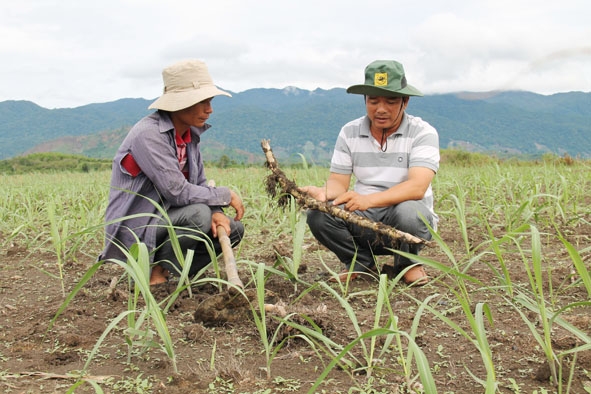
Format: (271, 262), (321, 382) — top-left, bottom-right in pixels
(1, 215), (591, 393)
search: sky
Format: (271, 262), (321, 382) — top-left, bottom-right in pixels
(2, 0), (590, 109)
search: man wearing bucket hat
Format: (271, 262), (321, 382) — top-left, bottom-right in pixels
(301, 60), (439, 285)
(100, 59), (245, 285)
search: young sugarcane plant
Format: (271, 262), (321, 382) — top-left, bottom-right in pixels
(47, 199), (69, 297)
(273, 195), (308, 288)
(556, 228), (591, 298)
(246, 262), (295, 380)
(49, 195), (223, 379)
(50, 237), (179, 378)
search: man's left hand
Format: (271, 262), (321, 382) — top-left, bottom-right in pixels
(229, 190), (245, 221)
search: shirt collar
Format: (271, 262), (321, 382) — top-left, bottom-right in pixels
(175, 129), (192, 145)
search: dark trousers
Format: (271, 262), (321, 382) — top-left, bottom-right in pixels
(154, 203), (244, 277)
(306, 200), (433, 273)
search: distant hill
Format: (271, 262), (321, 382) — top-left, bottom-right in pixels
(0, 98), (152, 160)
(1, 88), (590, 163)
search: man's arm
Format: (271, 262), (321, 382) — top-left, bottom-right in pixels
(334, 167), (435, 211)
(369, 166), (435, 206)
(130, 128), (232, 207)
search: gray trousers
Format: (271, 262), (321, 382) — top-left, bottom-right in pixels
(306, 200), (433, 273)
(154, 203), (244, 277)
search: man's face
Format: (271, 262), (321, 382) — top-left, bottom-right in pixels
(176, 98), (214, 128)
(365, 96), (407, 131)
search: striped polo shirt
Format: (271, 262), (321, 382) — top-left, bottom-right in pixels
(330, 113), (440, 217)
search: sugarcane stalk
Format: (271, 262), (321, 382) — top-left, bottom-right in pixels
(261, 139), (432, 247)
(217, 225), (244, 292)
(207, 179), (245, 292)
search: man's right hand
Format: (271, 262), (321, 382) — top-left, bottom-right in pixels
(299, 173), (351, 203)
(299, 186), (327, 202)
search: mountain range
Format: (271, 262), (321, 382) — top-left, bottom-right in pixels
(1, 88), (590, 164)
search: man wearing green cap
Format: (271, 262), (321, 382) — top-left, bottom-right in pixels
(301, 60), (439, 285)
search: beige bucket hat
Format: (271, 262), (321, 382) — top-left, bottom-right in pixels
(149, 59), (231, 111)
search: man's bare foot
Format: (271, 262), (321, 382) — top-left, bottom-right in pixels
(150, 265), (169, 285)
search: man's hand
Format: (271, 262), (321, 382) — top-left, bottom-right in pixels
(211, 212), (231, 238)
(229, 190), (245, 221)
(300, 173), (351, 203)
(333, 191), (372, 211)
(299, 185), (327, 202)
(211, 189), (244, 238)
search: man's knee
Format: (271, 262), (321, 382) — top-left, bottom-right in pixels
(175, 204), (213, 231)
(306, 209), (321, 227)
(392, 201), (432, 233)
(306, 209), (331, 236)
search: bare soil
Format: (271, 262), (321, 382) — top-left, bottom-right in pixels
(1, 215), (591, 393)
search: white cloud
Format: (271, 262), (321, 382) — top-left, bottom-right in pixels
(1, 0), (590, 108)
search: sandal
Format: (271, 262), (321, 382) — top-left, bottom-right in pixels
(403, 265), (429, 286)
(329, 264), (380, 283)
(329, 270), (360, 283)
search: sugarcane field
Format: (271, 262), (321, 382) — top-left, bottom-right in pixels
(2, 151), (591, 394)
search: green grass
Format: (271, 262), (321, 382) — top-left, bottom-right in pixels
(2, 156), (591, 393)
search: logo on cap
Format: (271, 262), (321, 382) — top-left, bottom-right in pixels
(374, 72), (388, 86)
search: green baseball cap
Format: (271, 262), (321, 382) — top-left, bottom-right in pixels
(346, 60), (423, 97)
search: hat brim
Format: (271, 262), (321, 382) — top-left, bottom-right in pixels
(148, 86), (231, 111)
(346, 84), (423, 97)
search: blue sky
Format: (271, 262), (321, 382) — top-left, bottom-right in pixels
(2, 0), (590, 108)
